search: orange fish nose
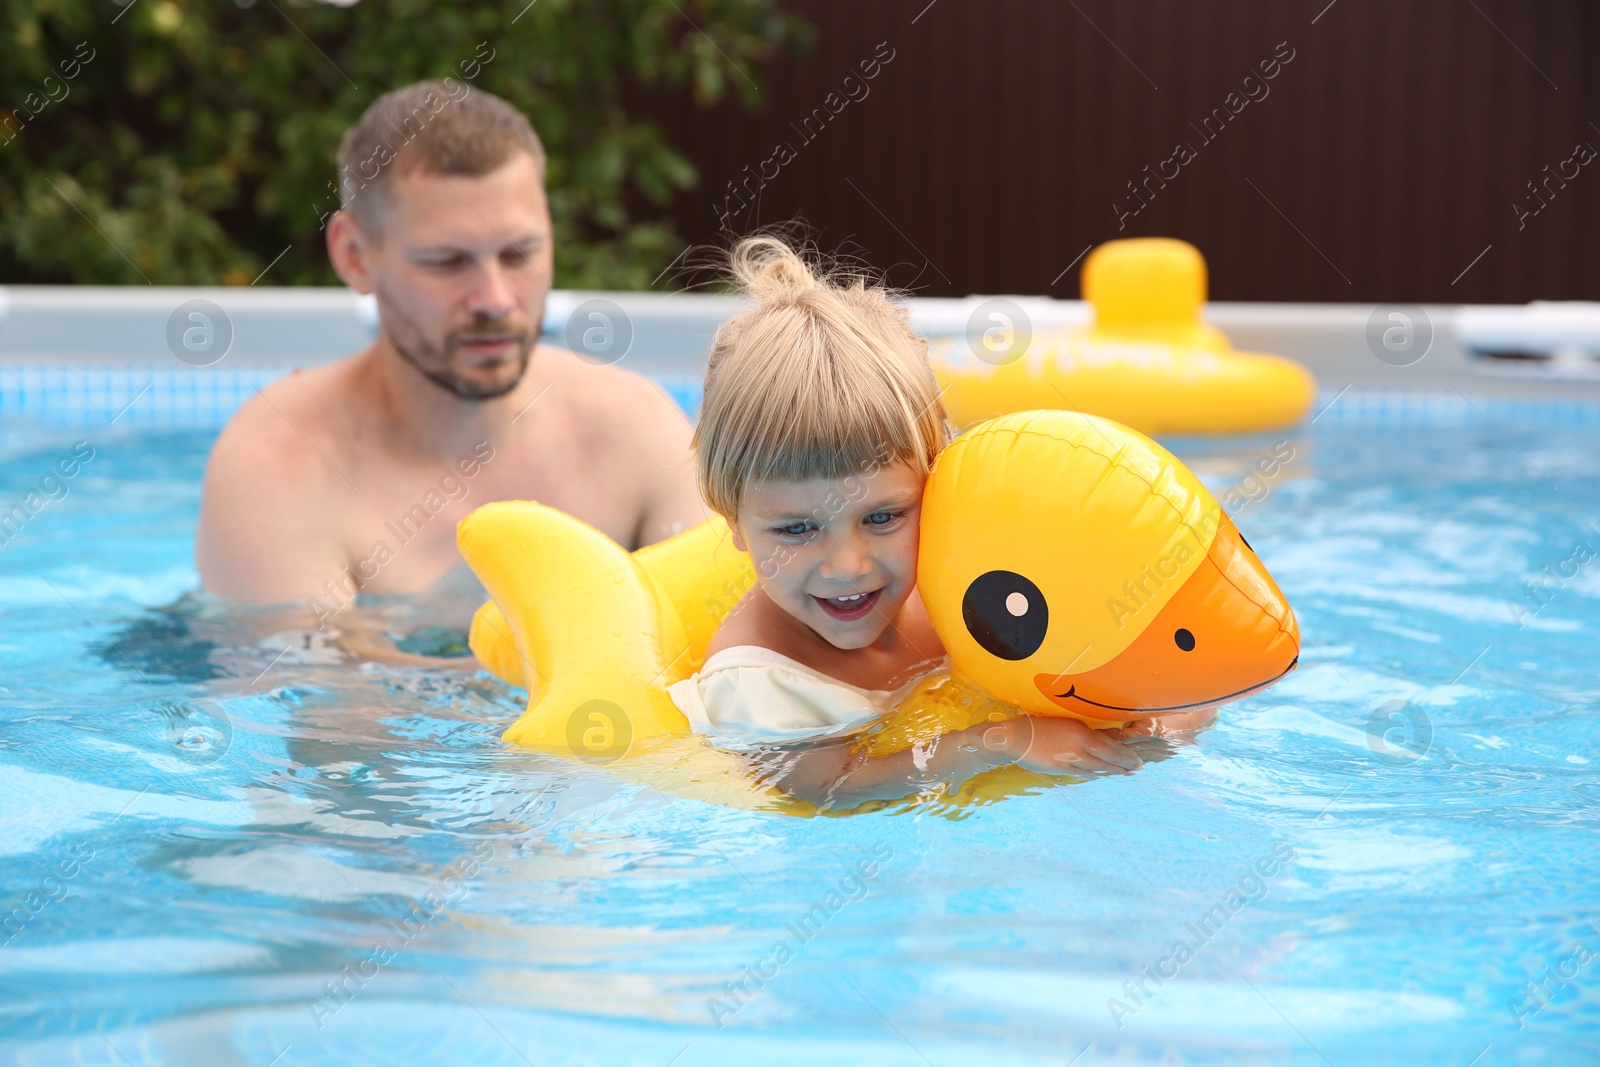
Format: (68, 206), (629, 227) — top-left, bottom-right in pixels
(1034, 514), (1300, 719)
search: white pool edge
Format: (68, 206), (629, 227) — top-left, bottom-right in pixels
(2, 287), (1599, 422)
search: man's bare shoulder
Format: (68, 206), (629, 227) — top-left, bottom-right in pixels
(209, 359), (361, 483)
(540, 346), (691, 449)
(197, 358), (365, 603)
(535, 346), (705, 547)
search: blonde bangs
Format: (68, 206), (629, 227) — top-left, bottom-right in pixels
(694, 237), (948, 519)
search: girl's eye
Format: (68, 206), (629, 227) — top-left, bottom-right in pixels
(865, 511), (900, 527)
(775, 522), (814, 538)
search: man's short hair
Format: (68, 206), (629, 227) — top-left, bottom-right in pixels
(336, 79), (547, 236)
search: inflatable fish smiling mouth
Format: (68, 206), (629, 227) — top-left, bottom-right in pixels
(922, 410), (1301, 726)
(1032, 512), (1300, 717)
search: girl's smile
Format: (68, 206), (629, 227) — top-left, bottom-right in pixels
(730, 460), (926, 651)
(813, 587), (885, 621)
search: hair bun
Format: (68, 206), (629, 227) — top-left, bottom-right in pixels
(729, 234), (819, 306)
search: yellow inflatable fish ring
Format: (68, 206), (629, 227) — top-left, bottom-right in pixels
(461, 410), (1300, 809)
(935, 237), (1316, 435)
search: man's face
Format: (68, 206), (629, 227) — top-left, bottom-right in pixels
(361, 153), (554, 400)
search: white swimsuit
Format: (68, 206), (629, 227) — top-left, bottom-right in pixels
(667, 645), (946, 750)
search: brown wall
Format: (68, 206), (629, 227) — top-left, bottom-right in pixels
(639, 0), (1599, 303)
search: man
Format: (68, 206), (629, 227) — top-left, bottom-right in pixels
(196, 80), (705, 625)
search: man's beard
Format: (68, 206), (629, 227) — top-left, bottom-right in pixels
(380, 290), (541, 401)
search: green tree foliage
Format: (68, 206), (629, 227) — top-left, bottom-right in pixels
(0, 0), (807, 287)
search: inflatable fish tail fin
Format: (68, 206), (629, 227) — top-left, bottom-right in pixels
(458, 501), (688, 755)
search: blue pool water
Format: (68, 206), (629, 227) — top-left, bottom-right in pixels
(1, 401), (1597, 1065)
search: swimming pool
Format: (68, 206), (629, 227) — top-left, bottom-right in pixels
(2, 390), (1597, 1065)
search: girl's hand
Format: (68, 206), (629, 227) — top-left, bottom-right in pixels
(1110, 709), (1219, 739)
(982, 715), (1143, 775)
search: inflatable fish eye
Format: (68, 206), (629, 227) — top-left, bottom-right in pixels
(962, 570), (1049, 661)
(1174, 627), (1196, 652)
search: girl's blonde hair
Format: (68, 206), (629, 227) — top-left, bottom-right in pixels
(694, 235), (949, 520)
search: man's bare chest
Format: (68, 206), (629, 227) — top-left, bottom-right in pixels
(335, 441), (640, 594)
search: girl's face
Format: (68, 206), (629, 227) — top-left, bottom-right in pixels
(731, 460), (926, 650)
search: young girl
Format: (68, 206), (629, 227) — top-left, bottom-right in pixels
(667, 236), (1143, 806)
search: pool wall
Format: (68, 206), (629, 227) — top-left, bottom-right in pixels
(1, 286), (1597, 425)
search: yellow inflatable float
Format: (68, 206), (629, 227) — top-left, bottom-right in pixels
(935, 238), (1316, 435)
(462, 411), (1300, 810)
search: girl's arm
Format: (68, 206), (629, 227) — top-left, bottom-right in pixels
(748, 715), (1143, 809)
(1111, 709), (1219, 737)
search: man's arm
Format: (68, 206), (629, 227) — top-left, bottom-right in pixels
(195, 398), (349, 608)
(626, 376), (710, 547)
